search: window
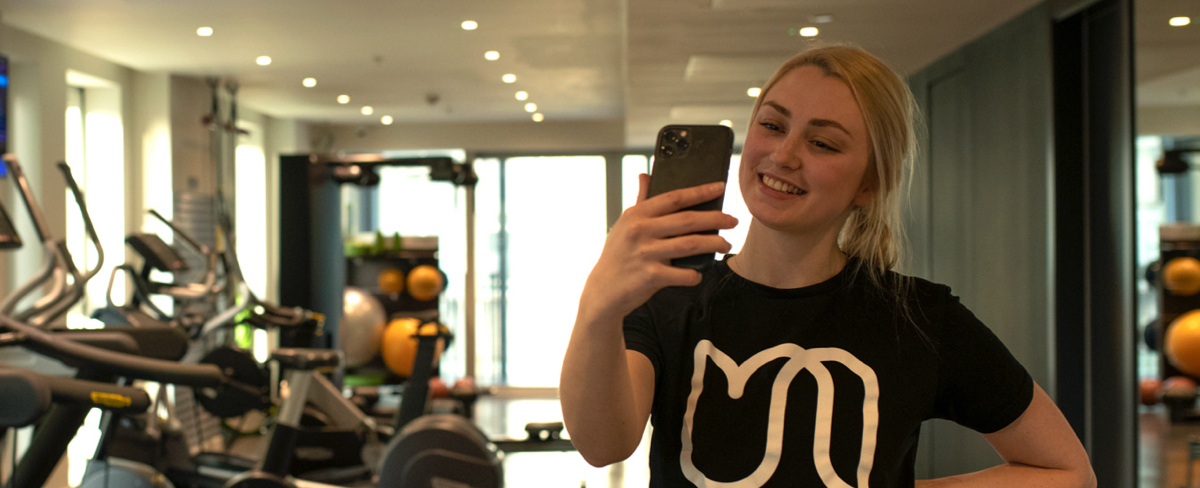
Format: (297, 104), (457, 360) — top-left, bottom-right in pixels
(473, 156), (607, 387)
(63, 72), (124, 325)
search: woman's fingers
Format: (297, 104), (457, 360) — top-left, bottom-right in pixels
(636, 181), (726, 217)
(629, 210), (738, 242)
(636, 173), (649, 204)
(638, 234), (733, 265)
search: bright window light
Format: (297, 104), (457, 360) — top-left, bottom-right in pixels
(256, 56), (272, 66)
(800, 27), (819, 37)
(747, 87), (761, 97)
(720, 120), (733, 127)
(485, 51), (500, 61)
(462, 20), (478, 30)
(524, 102), (537, 113)
(361, 106), (374, 115)
(502, 73), (516, 83)
(337, 94), (350, 104)
(1170, 16), (1191, 26)
(532, 113), (544, 122)
(302, 77), (317, 87)
(515, 91), (528, 101)
(381, 115), (394, 125)
(197, 27), (213, 37)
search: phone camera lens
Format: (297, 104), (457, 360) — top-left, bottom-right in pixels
(660, 145), (675, 157)
(663, 131), (679, 144)
(676, 139), (689, 151)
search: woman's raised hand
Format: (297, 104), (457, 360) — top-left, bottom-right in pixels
(578, 173), (738, 323)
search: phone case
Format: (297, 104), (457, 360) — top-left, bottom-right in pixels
(647, 124), (734, 271)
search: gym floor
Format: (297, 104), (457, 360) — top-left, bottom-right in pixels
(473, 396), (649, 487)
(477, 397), (1190, 487)
(1141, 405), (1200, 488)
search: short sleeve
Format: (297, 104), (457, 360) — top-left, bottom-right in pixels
(931, 294), (1034, 434)
(623, 302), (662, 378)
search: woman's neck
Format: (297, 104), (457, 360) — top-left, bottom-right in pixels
(728, 218), (847, 289)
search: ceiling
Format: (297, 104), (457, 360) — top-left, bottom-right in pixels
(0, 0), (1194, 148)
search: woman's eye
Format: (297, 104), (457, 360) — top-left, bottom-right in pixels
(759, 122), (782, 132)
(811, 140), (838, 152)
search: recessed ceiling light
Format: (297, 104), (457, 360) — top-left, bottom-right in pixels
(302, 77), (317, 87)
(532, 113), (544, 122)
(719, 120), (733, 127)
(1170, 16), (1191, 26)
(197, 27), (213, 37)
(809, 14), (834, 24)
(515, 91), (528, 101)
(525, 103), (537, 113)
(381, 115), (394, 125)
(256, 56), (272, 66)
(502, 74), (517, 83)
(337, 95), (350, 104)
(800, 27), (819, 37)
(747, 87), (761, 97)
(361, 106), (374, 115)
(462, 20), (478, 30)
(485, 51), (500, 61)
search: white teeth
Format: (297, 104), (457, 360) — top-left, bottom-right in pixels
(761, 174), (803, 195)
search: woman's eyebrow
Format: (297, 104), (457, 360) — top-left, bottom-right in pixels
(762, 100), (851, 138)
(762, 101), (790, 118)
(809, 118), (851, 138)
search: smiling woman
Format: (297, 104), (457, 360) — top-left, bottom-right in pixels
(561, 44), (1096, 488)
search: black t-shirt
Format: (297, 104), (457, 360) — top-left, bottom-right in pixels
(623, 258), (1033, 487)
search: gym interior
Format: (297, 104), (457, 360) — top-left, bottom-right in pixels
(0, 0), (1192, 486)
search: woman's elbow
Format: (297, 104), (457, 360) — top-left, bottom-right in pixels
(571, 434), (639, 467)
(1077, 465), (1097, 488)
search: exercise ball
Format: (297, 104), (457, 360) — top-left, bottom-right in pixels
(1140, 378), (1162, 406)
(1163, 375), (1198, 398)
(1167, 310), (1200, 377)
(378, 268), (405, 295)
(381, 318), (445, 377)
(1164, 257), (1200, 296)
(407, 265), (445, 301)
(340, 287), (387, 367)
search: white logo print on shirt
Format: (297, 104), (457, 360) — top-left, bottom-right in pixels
(680, 340), (880, 488)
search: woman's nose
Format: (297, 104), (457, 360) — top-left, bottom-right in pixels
(770, 135), (804, 169)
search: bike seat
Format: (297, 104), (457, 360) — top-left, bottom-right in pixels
(271, 348), (342, 371)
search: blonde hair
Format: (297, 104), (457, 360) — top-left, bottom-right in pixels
(751, 43), (919, 305)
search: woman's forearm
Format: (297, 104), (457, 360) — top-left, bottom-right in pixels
(559, 301), (651, 467)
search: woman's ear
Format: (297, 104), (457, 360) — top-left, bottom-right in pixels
(854, 165), (878, 208)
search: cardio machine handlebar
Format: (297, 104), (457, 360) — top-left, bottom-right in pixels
(0, 367), (151, 428)
(0, 315), (225, 388)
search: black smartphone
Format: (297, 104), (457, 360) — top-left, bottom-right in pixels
(647, 124), (734, 271)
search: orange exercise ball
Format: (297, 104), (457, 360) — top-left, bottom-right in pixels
(1163, 375), (1198, 399)
(1140, 378), (1163, 406)
(380, 318), (445, 377)
(1164, 257), (1200, 296)
(1167, 310), (1200, 377)
(406, 265), (445, 301)
(377, 268), (405, 295)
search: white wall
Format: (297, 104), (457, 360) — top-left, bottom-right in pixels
(1139, 105), (1200, 137)
(0, 25), (137, 300)
(310, 118), (626, 153)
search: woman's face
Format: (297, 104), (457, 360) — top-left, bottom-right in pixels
(739, 65), (873, 236)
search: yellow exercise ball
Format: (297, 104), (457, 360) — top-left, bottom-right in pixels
(1164, 257), (1200, 296)
(406, 265), (445, 301)
(1167, 309), (1200, 377)
(380, 318), (445, 377)
(377, 268), (405, 295)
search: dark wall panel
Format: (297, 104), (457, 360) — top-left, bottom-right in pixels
(907, 2), (1055, 479)
(1054, 0), (1136, 484)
